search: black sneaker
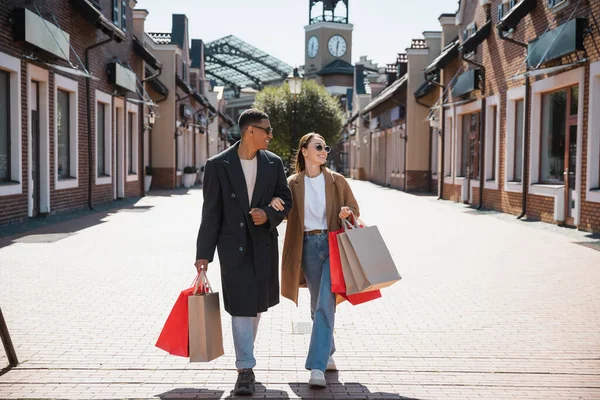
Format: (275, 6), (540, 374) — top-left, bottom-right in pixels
(232, 368), (255, 396)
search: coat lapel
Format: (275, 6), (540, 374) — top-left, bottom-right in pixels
(323, 169), (336, 229)
(250, 151), (271, 209)
(223, 142), (250, 212)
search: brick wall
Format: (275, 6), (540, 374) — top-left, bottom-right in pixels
(445, 0), (600, 232)
(0, 0), (144, 226)
(406, 170), (431, 192)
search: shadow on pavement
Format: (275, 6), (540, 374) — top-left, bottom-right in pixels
(0, 203), (153, 250)
(289, 371), (415, 399)
(157, 388), (225, 399)
(223, 382), (291, 399)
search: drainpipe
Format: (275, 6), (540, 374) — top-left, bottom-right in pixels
(425, 73), (447, 200)
(461, 53), (486, 210)
(85, 33), (114, 211)
(497, 27), (530, 219)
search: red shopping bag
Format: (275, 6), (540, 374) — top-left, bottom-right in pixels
(329, 229), (382, 305)
(155, 276), (206, 357)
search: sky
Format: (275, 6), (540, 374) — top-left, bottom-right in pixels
(136, 0), (458, 69)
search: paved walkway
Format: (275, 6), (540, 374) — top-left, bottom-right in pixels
(1, 180), (599, 399)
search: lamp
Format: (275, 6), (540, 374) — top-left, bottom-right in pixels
(286, 67), (303, 96)
(148, 111), (156, 125)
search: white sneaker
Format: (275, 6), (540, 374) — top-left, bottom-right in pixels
(326, 356), (337, 371)
(308, 369), (326, 387)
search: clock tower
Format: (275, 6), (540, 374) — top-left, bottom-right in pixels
(304, 0), (354, 91)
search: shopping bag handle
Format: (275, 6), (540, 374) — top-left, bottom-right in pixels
(193, 270), (214, 295)
(342, 211), (366, 230)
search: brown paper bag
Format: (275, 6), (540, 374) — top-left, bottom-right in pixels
(341, 219), (401, 295)
(188, 271), (224, 362)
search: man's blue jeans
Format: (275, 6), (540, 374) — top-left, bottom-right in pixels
(232, 314), (261, 370)
(302, 233), (336, 371)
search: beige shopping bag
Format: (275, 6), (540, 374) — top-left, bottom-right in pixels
(188, 271), (224, 362)
(337, 232), (365, 294)
(340, 217), (401, 295)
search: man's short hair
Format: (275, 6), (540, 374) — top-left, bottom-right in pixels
(238, 109), (269, 135)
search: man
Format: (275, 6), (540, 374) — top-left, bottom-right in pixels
(195, 109), (292, 395)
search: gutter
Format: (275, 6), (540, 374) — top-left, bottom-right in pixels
(85, 32), (114, 211)
(497, 26), (530, 219)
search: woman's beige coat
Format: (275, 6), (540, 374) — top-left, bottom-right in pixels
(280, 168), (359, 306)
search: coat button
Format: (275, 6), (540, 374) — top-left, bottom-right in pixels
(231, 193), (236, 198)
(240, 222), (244, 227)
(239, 247), (243, 252)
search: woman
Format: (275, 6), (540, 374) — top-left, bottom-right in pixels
(269, 132), (359, 387)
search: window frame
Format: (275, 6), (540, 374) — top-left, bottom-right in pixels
(505, 86), (525, 192)
(586, 60), (600, 203)
(112, 0), (127, 32)
(95, 90), (112, 185)
(484, 95), (500, 189)
(125, 101), (138, 181)
(54, 74), (78, 190)
(0, 52), (23, 196)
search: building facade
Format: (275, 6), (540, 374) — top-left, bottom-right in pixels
(0, 0), (147, 226)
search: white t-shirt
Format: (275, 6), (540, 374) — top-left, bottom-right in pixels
(304, 173), (327, 231)
(240, 157), (257, 204)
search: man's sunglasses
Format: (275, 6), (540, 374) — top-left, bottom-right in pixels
(250, 125), (273, 134)
(305, 143), (331, 153)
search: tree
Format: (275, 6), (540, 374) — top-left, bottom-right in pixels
(252, 80), (344, 165)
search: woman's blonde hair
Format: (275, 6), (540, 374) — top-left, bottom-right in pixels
(293, 132), (326, 174)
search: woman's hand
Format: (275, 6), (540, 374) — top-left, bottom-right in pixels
(339, 206), (352, 220)
(269, 197), (285, 211)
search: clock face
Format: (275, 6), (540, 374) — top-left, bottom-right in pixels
(327, 35), (347, 58)
(307, 36), (319, 58)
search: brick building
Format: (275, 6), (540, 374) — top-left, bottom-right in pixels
(426, 0), (600, 232)
(0, 0), (148, 226)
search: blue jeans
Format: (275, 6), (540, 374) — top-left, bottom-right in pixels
(302, 234), (336, 371)
(232, 314), (261, 370)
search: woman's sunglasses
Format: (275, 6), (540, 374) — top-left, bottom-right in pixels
(305, 143), (331, 153)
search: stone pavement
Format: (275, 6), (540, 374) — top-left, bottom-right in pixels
(0, 180), (599, 400)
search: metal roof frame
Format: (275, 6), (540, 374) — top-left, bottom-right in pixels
(204, 35), (293, 94)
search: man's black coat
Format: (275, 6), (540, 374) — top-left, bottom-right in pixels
(196, 141), (292, 316)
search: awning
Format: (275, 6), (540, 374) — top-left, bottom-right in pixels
(498, 0), (536, 33)
(452, 69), (481, 97)
(175, 75), (193, 94)
(424, 39), (459, 75)
(219, 110), (235, 127)
(461, 20), (491, 54)
(133, 37), (161, 70)
(509, 59), (587, 81)
(69, 0), (126, 42)
(362, 75), (407, 115)
(527, 17), (587, 68)
(45, 62), (97, 80)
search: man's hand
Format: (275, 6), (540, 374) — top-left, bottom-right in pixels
(269, 197), (285, 211)
(195, 259), (209, 274)
(250, 208), (268, 225)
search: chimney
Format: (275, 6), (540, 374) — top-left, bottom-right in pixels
(132, 9), (148, 39)
(171, 14), (188, 49)
(354, 64), (366, 95)
(397, 53), (408, 77)
(386, 63), (397, 86)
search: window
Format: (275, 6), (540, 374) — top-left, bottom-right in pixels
(128, 112), (134, 174)
(444, 116), (452, 177)
(587, 61), (600, 202)
(57, 89), (71, 179)
(514, 99), (524, 182)
(490, 106), (497, 181)
(540, 89), (567, 183)
(112, 0), (127, 32)
(97, 102), (106, 177)
(54, 74), (78, 189)
(461, 113), (479, 178)
(0, 70), (10, 182)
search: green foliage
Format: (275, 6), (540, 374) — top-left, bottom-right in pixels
(252, 80), (344, 163)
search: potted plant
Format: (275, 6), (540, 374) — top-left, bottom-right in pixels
(144, 165), (153, 192)
(183, 166), (198, 188)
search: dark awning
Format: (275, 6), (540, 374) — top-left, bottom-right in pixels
(461, 20), (491, 54)
(145, 68), (168, 96)
(414, 81), (436, 99)
(133, 37), (161, 70)
(498, 0), (536, 33)
(70, 0), (126, 42)
(424, 39), (459, 75)
(219, 110), (235, 127)
(362, 75), (407, 115)
(527, 17), (587, 68)
(175, 75), (193, 94)
(452, 69), (481, 98)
